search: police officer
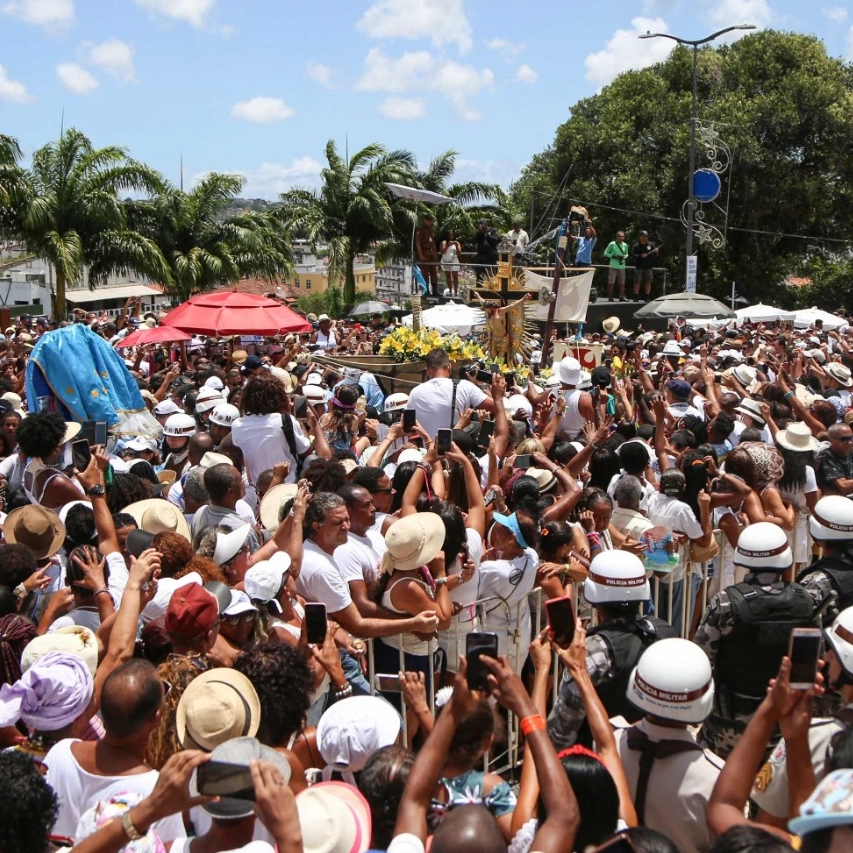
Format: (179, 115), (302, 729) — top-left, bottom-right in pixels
(798, 496), (853, 625)
(547, 550), (677, 750)
(694, 522), (821, 758)
(162, 413), (197, 477)
(752, 605), (853, 827)
(613, 638), (723, 853)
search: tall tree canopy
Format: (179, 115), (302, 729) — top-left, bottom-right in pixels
(511, 31), (853, 303)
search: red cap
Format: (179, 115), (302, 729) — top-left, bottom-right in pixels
(165, 582), (219, 638)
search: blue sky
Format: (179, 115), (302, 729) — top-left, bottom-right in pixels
(1, 0), (851, 200)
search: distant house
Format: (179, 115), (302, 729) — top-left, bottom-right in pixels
(783, 275), (813, 289)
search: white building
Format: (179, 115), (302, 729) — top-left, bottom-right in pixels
(375, 260), (412, 304)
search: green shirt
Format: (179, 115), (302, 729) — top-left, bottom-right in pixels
(604, 240), (629, 269)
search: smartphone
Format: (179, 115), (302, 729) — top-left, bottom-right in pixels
(196, 760), (255, 800)
(476, 419), (495, 449)
(293, 395), (309, 420)
(589, 833), (637, 853)
(789, 627), (823, 689)
(437, 428), (452, 456)
(403, 408), (417, 431)
(475, 369), (494, 384)
(505, 372), (517, 388)
(375, 673), (403, 693)
(71, 439), (91, 471)
(545, 596), (576, 647)
(466, 632), (499, 691)
(80, 420), (108, 446)
(484, 487), (498, 506)
(304, 602), (327, 645)
(515, 454), (532, 470)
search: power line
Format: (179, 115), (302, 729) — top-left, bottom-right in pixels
(530, 189), (853, 247)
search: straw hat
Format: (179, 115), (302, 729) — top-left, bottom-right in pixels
(156, 469), (177, 486)
(297, 782), (373, 853)
(775, 422), (820, 453)
(524, 467), (558, 493)
(3, 505), (66, 559)
(734, 398), (766, 425)
(124, 498), (191, 542)
(231, 350), (249, 365)
(21, 626), (99, 675)
(827, 363), (853, 388)
(602, 317), (621, 334)
(259, 483), (299, 532)
(382, 513), (445, 573)
(176, 668), (261, 751)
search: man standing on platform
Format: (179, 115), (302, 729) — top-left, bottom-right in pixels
(631, 230), (658, 301)
(415, 214), (440, 298)
(505, 219), (529, 261)
(604, 230), (630, 301)
(572, 222), (597, 268)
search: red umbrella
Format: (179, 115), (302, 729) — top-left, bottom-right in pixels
(160, 290), (312, 336)
(114, 326), (193, 348)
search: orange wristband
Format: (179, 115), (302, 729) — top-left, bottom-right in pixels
(520, 714), (546, 736)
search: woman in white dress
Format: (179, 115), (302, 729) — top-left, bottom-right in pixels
(440, 230), (462, 295)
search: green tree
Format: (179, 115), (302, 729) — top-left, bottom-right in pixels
(19, 129), (172, 319)
(129, 172), (294, 303)
(277, 140), (416, 305)
(294, 288), (373, 319)
(511, 32), (853, 303)
(0, 134), (27, 236)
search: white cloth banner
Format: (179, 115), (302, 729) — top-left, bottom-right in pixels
(524, 269), (593, 323)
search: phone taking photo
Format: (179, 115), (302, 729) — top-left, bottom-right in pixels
(375, 673), (403, 693)
(466, 632), (499, 691)
(304, 602), (327, 645)
(476, 419), (495, 449)
(293, 396), (309, 420)
(403, 408), (417, 432)
(515, 454), (532, 470)
(71, 439), (91, 472)
(475, 369), (494, 384)
(788, 627), (822, 689)
(437, 429), (452, 456)
(545, 595), (576, 647)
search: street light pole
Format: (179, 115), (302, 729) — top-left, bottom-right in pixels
(639, 24), (756, 292)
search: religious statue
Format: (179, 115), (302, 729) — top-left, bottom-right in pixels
(473, 291), (533, 365)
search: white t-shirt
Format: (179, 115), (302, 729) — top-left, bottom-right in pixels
(334, 530), (386, 589)
(49, 607), (101, 633)
(407, 378), (487, 438)
(45, 738), (185, 842)
(645, 492), (704, 583)
(295, 540), (352, 614)
(316, 328), (337, 350)
(231, 413), (311, 485)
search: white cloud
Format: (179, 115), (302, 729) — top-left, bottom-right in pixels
(823, 6), (848, 22)
(515, 63), (538, 84)
(196, 157), (324, 198)
(486, 37), (525, 59)
(306, 61), (335, 88)
(2, 0), (73, 29)
(231, 96), (294, 124)
(357, 48), (494, 120)
(57, 62), (99, 94)
(133, 0), (215, 29)
(357, 0), (472, 54)
(0, 63), (35, 104)
(455, 157), (522, 188)
(379, 96), (426, 119)
(700, 0), (771, 32)
(584, 16), (673, 88)
(86, 39), (136, 83)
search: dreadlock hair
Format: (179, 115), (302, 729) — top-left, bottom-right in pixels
(0, 614), (37, 688)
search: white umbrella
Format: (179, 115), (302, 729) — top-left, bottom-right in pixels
(384, 183), (454, 205)
(792, 307), (847, 331)
(402, 303), (486, 336)
(735, 303), (786, 324)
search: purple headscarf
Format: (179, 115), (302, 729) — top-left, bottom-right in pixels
(0, 650), (93, 731)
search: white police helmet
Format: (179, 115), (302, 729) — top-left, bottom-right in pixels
(583, 550), (650, 605)
(384, 393), (410, 413)
(162, 413), (196, 437)
(809, 496), (853, 543)
(627, 637), (714, 724)
(209, 403), (239, 428)
(825, 606), (853, 678)
(194, 386), (225, 414)
(733, 522), (792, 571)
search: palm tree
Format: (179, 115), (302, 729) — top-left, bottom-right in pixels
(21, 129), (171, 319)
(0, 134), (28, 243)
(277, 140), (416, 304)
(130, 173), (294, 304)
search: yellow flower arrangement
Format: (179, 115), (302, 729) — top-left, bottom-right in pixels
(379, 327), (485, 364)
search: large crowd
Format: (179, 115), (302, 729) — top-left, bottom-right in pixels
(2, 301), (853, 853)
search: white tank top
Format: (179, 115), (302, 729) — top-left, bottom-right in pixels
(558, 389), (588, 439)
(381, 577), (437, 656)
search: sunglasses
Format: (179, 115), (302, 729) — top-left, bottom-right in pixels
(223, 611), (256, 624)
(373, 487), (395, 494)
(837, 435), (853, 443)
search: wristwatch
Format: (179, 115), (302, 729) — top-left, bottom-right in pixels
(13, 583), (27, 601)
(86, 484), (106, 497)
(121, 811), (143, 841)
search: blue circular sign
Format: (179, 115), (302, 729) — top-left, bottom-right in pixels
(693, 169), (721, 203)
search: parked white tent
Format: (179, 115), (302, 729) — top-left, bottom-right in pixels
(792, 307), (847, 331)
(734, 303), (791, 324)
(402, 303), (486, 336)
